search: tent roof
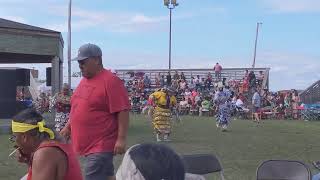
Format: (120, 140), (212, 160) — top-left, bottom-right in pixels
(0, 18), (59, 33)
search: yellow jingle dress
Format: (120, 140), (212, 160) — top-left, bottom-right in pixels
(150, 91), (177, 135)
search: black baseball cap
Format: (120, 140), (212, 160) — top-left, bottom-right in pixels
(72, 43), (102, 61)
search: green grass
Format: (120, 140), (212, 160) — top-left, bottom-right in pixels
(1, 115), (320, 180)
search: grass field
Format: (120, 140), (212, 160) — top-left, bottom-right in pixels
(1, 115), (320, 180)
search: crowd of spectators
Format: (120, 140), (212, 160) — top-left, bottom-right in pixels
(13, 67), (304, 120)
(125, 68), (305, 120)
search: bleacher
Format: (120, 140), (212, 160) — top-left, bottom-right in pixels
(115, 68), (270, 90)
(299, 80), (320, 104)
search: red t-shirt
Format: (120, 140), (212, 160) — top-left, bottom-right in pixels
(27, 142), (83, 180)
(70, 69), (130, 156)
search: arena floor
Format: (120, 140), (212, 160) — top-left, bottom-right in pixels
(1, 115), (320, 180)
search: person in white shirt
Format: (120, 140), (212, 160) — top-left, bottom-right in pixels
(236, 98), (244, 108)
(235, 96), (249, 112)
(179, 79), (187, 91)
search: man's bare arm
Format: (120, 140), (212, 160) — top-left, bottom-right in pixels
(32, 147), (68, 180)
(114, 110), (129, 155)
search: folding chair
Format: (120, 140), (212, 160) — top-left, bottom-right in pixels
(256, 160), (312, 180)
(181, 154), (225, 180)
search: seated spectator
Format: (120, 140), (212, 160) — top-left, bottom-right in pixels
(180, 72), (186, 81)
(189, 100), (198, 114)
(172, 80), (179, 92)
(235, 97), (244, 108)
(235, 96), (250, 112)
(248, 71), (256, 88)
(238, 93), (246, 103)
(189, 77), (196, 89)
(292, 90), (300, 119)
(231, 96), (238, 104)
(143, 76), (151, 88)
(116, 143), (205, 180)
(194, 94), (201, 104)
(192, 89), (199, 98)
(179, 97), (190, 115)
(242, 78), (249, 93)
(257, 71), (264, 86)
(244, 69), (249, 79)
(166, 72), (172, 86)
(138, 80), (145, 93)
(140, 97), (148, 113)
(199, 97), (211, 116)
(200, 78), (205, 91)
(173, 70), (180, 80)
(179, 97), (189, 107)
(194, 75), (201, 90)
(196, 96), (203, 109)
(184, 89), (192, 101)
(222, 78), (227, 86)
(205, 75), (212, 90)
(155, 73), (161, 88)
(217, 80), (224, 89)
(179, 79), (187, 91)
(160, 75), (165, 87)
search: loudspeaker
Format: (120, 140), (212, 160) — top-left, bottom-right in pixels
(16, 69), (30, 86)
(46, 67), (52, 86)
(0, 69), (17, 118)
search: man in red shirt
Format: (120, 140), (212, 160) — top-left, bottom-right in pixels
(60, 43), (130, 180)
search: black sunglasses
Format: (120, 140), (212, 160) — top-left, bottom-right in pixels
(9, 135), (17, 143)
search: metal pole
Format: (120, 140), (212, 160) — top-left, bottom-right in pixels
(169, 8), (172, 71)
(252, 22), (261, 68)
(68, 0), (72, 87)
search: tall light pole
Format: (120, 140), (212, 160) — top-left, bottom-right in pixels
(67, 0), (72, 87)
(252, 22), (262, 68)
(164, 0), (178, 71)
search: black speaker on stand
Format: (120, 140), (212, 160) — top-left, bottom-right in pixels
(0, 69), (17, 118)
(46, 67), (52, 86)
(16, 69), (30, 86)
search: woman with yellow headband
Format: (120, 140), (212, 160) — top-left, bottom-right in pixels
(11, 108), (83, 180)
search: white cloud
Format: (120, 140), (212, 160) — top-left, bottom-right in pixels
(39, 5), (174, 33)
(0, 0), (227, 33)
(261, 0), (320, 13)
(255, 51), (320, 90)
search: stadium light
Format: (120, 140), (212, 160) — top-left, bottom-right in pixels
(164, 0), (169, 6)
(67, 0), (72, 88)
(163, 0), (179, 71)
(252, 22), (262, 68)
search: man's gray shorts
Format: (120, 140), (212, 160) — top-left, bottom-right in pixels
(84, 152), (114, 180)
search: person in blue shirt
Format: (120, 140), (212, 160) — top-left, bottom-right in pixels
(252, 88), (261, 123)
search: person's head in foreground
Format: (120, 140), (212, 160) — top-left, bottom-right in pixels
(116, 143), (185, 180)
(11, 108), (83, 180)
(73, 43), (103, 79)
(11, 108), (58, 159)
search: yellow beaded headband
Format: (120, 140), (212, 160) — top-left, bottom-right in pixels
(11, 120), (55, 139)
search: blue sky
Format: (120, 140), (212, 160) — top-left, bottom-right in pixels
(0, 0), (319, 90)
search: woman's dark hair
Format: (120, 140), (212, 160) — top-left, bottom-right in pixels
(129, 143), (185, 180)
(12, 108), (55, 140)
